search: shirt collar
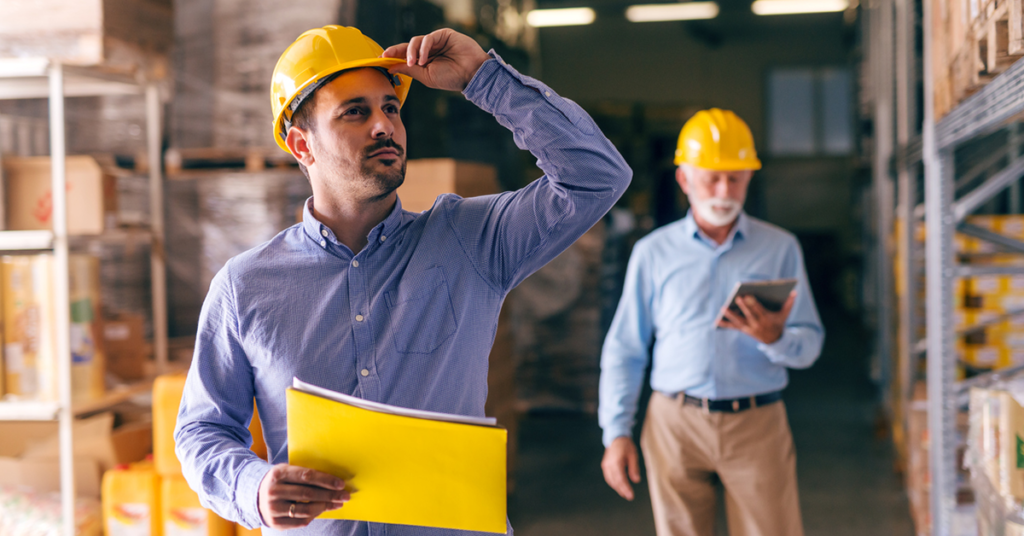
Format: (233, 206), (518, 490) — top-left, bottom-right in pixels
(301, 196), (404, 255)
(683, 210), (749, 249)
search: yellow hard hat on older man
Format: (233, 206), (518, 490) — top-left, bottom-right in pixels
(674, 108), (762, 171)
(269, 25), (413, 154)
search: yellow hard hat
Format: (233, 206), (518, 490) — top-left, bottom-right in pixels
(674, 108), (761, 171)
(270, 25), (412, 153)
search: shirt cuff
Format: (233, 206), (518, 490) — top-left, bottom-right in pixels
(602, 426), (633, 448)
(235, 458), (273, 529)
(757, 331), (793, 364)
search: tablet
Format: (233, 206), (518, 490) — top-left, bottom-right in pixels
(715, 278), (798, 325)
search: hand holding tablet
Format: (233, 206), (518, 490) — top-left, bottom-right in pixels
(715, 279), (798, 345)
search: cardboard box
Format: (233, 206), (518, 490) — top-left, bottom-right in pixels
(398, 159), (500, 213)
(104, 313), (148, 381)
(0, 0), (172, 74)
(111, 420), (153, 465)
(0, 412), (118, 498)
(3, 156), (116, 235)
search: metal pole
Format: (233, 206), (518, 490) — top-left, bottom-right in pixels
(923, 0), (957, 528)
(874, 0), (896, 406)
(894, 0), (917, 441)
(145, 84), (168, 373)
(48, 61), (75, 536)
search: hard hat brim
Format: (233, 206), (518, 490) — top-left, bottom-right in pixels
(674, 156), (763, 171)
(273, 56), (411, 153)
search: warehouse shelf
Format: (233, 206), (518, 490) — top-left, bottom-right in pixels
(0, 400), (60, 421)
(879, 0), (1024, 530)
(0, 230), (53, 250)
(0, 58), (167, 536)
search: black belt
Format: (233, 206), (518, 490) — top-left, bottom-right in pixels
(664, 390), (783, 413)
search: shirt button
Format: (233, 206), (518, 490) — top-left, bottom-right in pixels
(544, 91), (551, 97)
(355, 314), (364, 322)
(321, 229), (328, 237)
(352, 260), (359, 267)
(320, 240), (326, 247)
(361, 369), (369, 377)
(380, 235), (387, 242)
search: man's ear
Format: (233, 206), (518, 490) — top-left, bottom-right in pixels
(676, 167), (690, 195)
(286, 127), (315, 168)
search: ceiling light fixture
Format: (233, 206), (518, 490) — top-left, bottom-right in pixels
(626, 2), (720, 22)
(525, 7), (597, 27)
(751, 0), (848, 15)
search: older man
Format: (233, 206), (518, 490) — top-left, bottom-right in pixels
(598, 109), (823, 536)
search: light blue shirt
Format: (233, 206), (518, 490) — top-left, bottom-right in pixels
(598, 212), (824, 446)
(173, 51), (630, 536)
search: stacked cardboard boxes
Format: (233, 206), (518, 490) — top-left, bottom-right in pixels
(967, 375), (1024, 531)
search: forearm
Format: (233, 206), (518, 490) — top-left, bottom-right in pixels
(758, 325), (824, 369)
(463, 52), (631, 207)
(176, 421), (271, 528)
(598, 350), (649, 447)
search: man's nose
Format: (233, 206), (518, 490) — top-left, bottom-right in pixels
(371, 111), (394, 139)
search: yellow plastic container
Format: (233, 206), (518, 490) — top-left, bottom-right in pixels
(154, 373), (187, 476)
(102, 462), (160, 536)
(161, 475), (234, 536)
(236, 524), (262, 536)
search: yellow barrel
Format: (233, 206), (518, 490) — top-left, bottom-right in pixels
(153, 373), (188, 476)
(236, 524), (262, 536)
(102, 462), (160, 536)
(161, 475), (234, 536)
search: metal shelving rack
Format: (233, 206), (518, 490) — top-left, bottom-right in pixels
(878, 0), (1024, 530)
(0, 59), (167, 536)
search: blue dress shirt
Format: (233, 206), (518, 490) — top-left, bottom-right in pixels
(598, 212), (824, 447)
(173, 51), (630, 536)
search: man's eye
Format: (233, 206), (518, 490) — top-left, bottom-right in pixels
(344, 108), (365, 116)
(384, 105), (399, 114)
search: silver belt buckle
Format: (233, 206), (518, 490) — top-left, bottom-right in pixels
(732, 400), (740, 412)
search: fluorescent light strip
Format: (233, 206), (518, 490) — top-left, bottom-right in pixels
(626, 2), (720, 22)
(525, 7), (596, 27)
(751, 0), (848, 15)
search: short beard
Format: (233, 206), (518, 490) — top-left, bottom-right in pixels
(360, 155), (406, 200)
(358, 138), (406, 199)
(689, 195), (743, 227)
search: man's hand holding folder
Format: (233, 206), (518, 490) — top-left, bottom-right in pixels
(285, 378), (508, 534)
(257, 464), (352, 530)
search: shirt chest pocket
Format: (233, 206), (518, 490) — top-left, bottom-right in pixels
(384, 267), (458, 354)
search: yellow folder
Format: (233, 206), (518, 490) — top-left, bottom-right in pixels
(286, 380), (507, 534)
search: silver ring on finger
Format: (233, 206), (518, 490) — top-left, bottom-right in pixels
(289, 502), (297, 518)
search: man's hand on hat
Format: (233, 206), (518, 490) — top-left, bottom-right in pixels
(716, 291), (797, 345)
(382, 29), (491, 92)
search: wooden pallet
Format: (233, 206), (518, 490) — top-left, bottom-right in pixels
(935, 0), (1024, 118)
(163, 146), (298, 176)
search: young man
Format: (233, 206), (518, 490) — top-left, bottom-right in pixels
(173, 26), (630, 535)
(598, 109), (823, 536)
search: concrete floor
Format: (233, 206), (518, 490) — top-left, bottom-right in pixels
(508, 306), (916, 536)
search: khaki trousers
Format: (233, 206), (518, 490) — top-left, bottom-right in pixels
(640, 391), (804, 536)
